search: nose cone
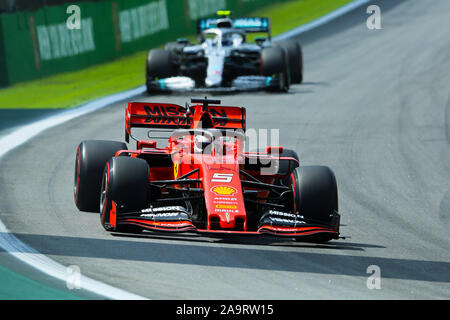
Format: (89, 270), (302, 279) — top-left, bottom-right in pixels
(200, 163), (247, 230)
(205, 50), (224, 87)
(205, 76), (222, 87)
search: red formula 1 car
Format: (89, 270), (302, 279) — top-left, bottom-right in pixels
(74, 98), (340, 242)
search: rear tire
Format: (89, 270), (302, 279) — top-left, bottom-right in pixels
(261, 46), (290, 92)
(100, 157), (149, 232)
(164, 41), (181, 52)
(277, 148), (299, 178)
(272, 149), (299, 199)
(164, 40), (189, 54)
(277, 40), (303, 84)
(74, 140), (127, 212)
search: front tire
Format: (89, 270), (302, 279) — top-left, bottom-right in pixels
(146, 49), (175, 93)
(261, 46), (290, 92)
(289, 166), (339, 242)
(100, 157), (150, 232)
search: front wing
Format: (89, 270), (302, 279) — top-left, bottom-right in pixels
(146, 75), (280, 93)
(115, 206), (340, 239)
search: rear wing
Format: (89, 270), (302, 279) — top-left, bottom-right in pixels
(125, 102), (246, 142)
(197, 17), (271, 38)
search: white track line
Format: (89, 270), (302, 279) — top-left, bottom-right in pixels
(0, 86), (147, 300)
(0, 86), (145, 159)
(0, 220), (146, 300)
(0, 0), (370, 300)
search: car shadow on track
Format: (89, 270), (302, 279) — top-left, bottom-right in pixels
(110, 230), (384, 252)
(148, 88), (315, 97)
(4, 232), (450, 283)
(300, 82), (330, 87)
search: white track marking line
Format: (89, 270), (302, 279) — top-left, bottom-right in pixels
(0, 86), (145, 159)
(0, 220), (146, 300)
(0, 0), (370, 300)
(0, 86), (147, 300)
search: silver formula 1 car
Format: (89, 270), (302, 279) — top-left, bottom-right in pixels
(145, 11), (303, 94)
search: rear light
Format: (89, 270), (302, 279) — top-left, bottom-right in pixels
(137, 140), (157, 149)
(266, 146), (283, 155)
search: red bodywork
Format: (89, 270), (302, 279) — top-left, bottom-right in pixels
(110, 100), (339, 239)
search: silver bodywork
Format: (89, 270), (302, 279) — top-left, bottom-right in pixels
(184, 28), (265, 88)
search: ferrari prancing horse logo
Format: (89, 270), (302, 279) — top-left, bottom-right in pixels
(174, 163), (179, 179)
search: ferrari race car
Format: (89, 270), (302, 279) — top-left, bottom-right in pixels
(74, 98), (340, 242)
(146, 11), (303, 94)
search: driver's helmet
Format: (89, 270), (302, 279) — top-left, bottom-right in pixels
(194, 135), (213, 154)
(222, 32), (244, 47)
(204, 35), (219, 47)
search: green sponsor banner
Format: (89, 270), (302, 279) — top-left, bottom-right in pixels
(115, 0), (179, 55)
(0, 1), (116, 84)
(0, 0), (289, 87)
(0, 13), (8, 87)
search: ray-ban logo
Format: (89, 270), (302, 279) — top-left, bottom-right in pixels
(366, 5), (381, 30)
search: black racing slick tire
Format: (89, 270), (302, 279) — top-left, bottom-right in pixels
(164, 40), (189, 54)
(277, 149), (300, 178)
(74, 140), (127, 212)
(164, 41), (181, 52)
(146, 49), (174, 93)
(289, 166), (339, 242)
(261, 46), (290, 92)
(272, 148), (300, 194)
(100, 156), (149, 232)
(277, 40), (303, 84)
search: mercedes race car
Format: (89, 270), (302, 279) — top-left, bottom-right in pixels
(74, 98), (340, 242)
(146, 11), (303, 94)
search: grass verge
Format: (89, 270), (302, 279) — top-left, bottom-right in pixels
(0, 0), (353, 109)
(0, 265), (83, 300)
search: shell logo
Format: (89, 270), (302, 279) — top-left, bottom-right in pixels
(211, 185), (237, 196)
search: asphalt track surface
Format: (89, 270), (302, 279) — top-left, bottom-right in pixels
(1, 0), (449, 299)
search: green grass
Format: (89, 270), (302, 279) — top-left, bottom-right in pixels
(0, 0), (353, 109)
(0, 265), (83, 300)
(0, 50), (147, 109)
(251, 0), (353, 37)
